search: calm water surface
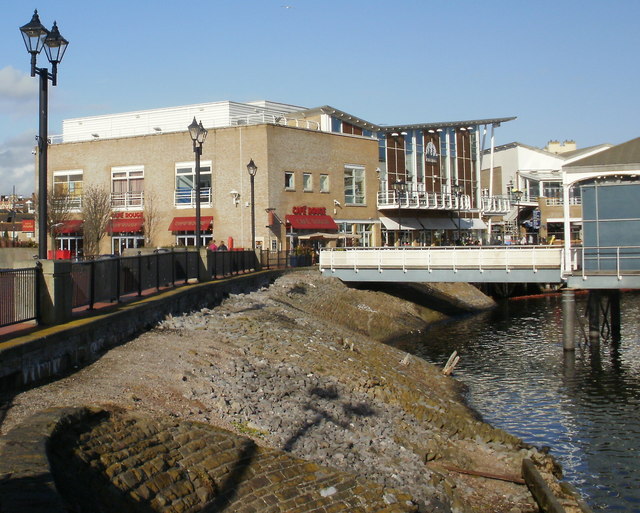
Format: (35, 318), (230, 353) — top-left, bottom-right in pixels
(392, 292), (640, 512)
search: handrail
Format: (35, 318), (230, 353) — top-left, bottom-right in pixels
(319, 246), (565, 274)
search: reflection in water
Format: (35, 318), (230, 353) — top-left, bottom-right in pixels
(392, 292), (640, 512)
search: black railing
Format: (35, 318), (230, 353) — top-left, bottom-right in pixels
(207, 249), (260, 279)
(0, 267), (39, 328)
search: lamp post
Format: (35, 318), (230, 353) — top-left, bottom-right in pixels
(247, 159), (258, 251)
(20, 10), (69, 259)
(188, 117), (207, 248)
(393, 179), (406, 245)
(452, 182), (462, 244)
(512, 188), (523, 244)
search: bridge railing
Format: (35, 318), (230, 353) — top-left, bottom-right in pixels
(319, 246), (565, 274)
(575, 246), (640, 279)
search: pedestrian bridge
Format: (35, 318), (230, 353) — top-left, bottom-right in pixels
(318, 246), (640, 289)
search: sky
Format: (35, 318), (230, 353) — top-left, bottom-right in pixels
(1, 0), (639, 196)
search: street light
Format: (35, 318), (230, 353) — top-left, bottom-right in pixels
(512, 188), (523, 244)
(452, 182), (463, 244)
(20, 10), (69, 259)
(393, 179), (406, 245)
(247, 159), (258, 251)
(188, 117), (207, 248)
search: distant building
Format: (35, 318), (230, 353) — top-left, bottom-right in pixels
(481, 141), (612, 244)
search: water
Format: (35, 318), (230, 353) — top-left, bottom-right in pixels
(391, 292), (640, 512)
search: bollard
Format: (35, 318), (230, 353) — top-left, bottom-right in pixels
(562, 288), (576, 351)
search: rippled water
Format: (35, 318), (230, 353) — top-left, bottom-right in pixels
(392, 292), (640, 512)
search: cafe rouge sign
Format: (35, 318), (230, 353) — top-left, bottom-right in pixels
(292, 206), (326, 216)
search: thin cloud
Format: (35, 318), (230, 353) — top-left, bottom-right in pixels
(0, 131), (36, 196)
(0, 66), (37, 102)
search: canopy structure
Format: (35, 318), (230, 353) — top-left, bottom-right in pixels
(285, 214), (338, 231)
(297, 232), (361, 240)
(168, 216), (213, 232)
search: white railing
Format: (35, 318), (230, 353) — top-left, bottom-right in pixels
(174, 188), (212, 207)
(544, 197), (582, 206)
(111, 191), (144, 210)
(481, 195), (511, 214)
(320, 246), (565, 274)
(575, 245), (640, 280)
(377, 190), (472, 211)
(233, 114), (322, 131)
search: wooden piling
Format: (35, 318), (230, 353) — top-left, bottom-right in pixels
(562, 288), (576, 351)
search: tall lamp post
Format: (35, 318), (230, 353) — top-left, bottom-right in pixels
(512, 188), (523, 243)
(247, 159), (258, 251)
(452, 182), (462, 244)
(188, 117), (207, 248)
(20, 10), (69, 259)
(393, 179), (406, 245)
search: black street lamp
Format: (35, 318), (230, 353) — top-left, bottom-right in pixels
(393, 179), (406, 245)
(20, 10), (69, 259)
(452, 182), (463, 244)
(512, 188), (523, 243)
(188, 117), (207, 248)
(247, 159), (258, 251)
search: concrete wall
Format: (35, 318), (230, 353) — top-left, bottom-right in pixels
(0, 270), (284, 393)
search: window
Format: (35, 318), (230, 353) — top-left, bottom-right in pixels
(319, 174), (329, 193)
(175, 161), (212, 206)
(344, 165), (365, 205)
(285, 172), (295, 190)
(53, 170), (83, 209)
(111, 166), (144, 209)
(303, 173), (312, 192)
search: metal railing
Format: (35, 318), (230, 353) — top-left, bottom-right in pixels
(575, 246), (640, 280)
(110, 191), (144, 209)
(377, 190), (472, 211)
(0, 267), (39, 328)
(319, 245), (565, 274)
(174, 187), (212, 207)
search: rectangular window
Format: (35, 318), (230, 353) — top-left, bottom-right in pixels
(344, 165), (365, 205)
(175, 161), (212, 206)
(111, 166), (144, 209)
(319, 174), (329, 193)
(53, 170), (83, 209)
(285, 172), (295, 190)
(303, 173), (312, 192)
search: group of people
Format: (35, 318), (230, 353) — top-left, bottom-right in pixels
(207, 240), (227, 251)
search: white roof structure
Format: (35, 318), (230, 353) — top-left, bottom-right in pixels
(61, 100), (307, 143)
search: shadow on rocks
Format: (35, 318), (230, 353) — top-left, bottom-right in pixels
(282, 385), (376, 453)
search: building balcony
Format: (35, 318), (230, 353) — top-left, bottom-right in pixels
(111, 191), (144, 210)
(378, 190), (472, 212)
(174, 188), (212, 208)
(481, 195), (511, 215)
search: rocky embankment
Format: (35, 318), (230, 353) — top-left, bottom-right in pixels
(0, 270), (580, 512)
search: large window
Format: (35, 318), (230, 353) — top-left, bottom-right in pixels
(112, 166), (144, 209)
(175, 161), (212, 207)
(53, 170), (83, 209)
(344, 165), (365, 205)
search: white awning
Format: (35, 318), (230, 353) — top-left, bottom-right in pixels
(380, 216), (485, 230)
(379, 216), (424, 230)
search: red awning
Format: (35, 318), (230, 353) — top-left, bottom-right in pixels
(56, 219), (83, 234)
(108, 217), (144, 234)
(285, 214), (338, 231)
(168, 216), (213, 232)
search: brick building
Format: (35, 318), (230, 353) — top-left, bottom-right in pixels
(45, 100), (513, 256)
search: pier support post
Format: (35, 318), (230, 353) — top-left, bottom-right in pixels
(587, 290), (600, 343)
(609, 289), (621, 342)
(562, 288), (576, 351)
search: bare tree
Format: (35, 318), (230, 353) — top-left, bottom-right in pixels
(82, 185), (112, 257)
(143, 189), (160, 246)
(34, 187), (74, 254)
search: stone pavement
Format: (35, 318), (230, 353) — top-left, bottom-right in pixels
(0, 406), (419, 513)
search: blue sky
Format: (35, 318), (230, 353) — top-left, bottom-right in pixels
(1, 0), (639, 196)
